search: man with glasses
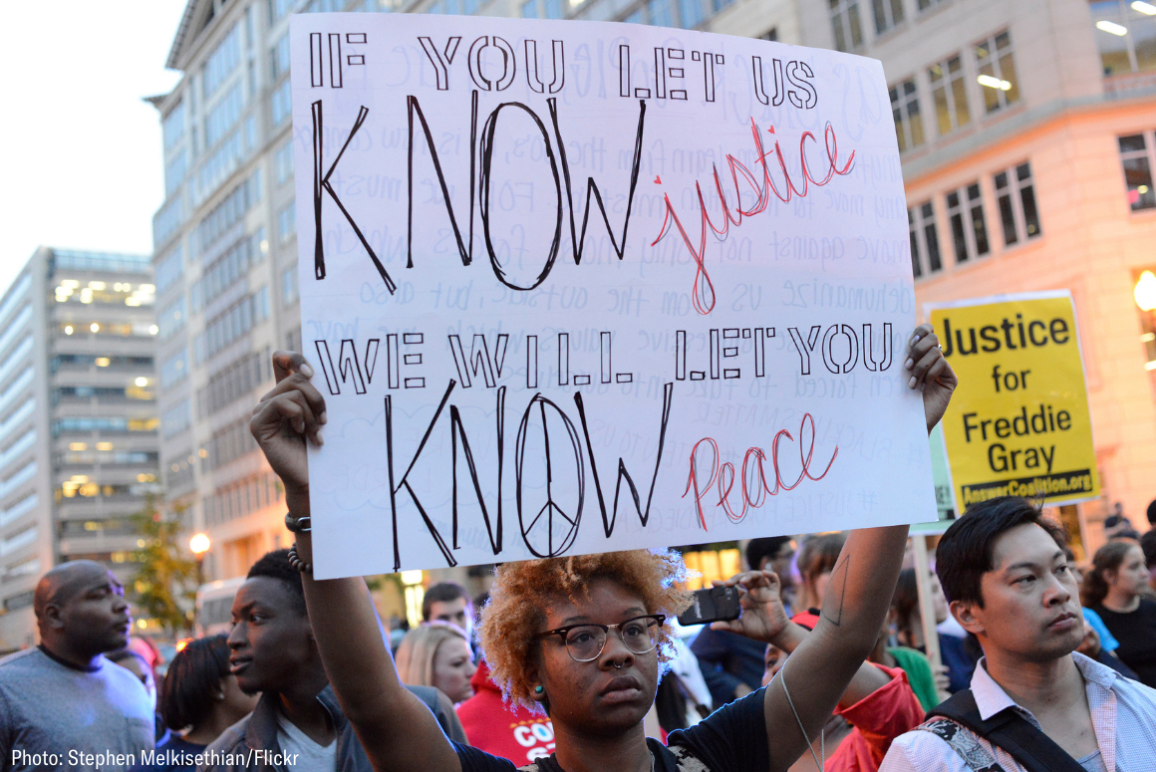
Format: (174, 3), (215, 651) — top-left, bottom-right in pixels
(0, 561), (155, 771)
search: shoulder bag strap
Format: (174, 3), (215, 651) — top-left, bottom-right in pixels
(928, 690), (1088, 772)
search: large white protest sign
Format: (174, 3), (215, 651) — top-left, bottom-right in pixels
(289, 14), (935, 580)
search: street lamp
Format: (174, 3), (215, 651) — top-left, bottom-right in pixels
(1134, 271), (1156, 311)
(190, 533), (210, 586)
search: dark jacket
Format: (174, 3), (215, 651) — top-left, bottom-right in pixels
(198, 684), (466, 772)
(690, 627), (767, 707)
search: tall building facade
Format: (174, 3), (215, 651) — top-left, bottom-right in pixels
(779, 0), (1156, 546)
(155, 0), (1156, 583)
(0, 248), (159, 650)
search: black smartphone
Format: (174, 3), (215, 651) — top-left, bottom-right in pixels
(677, 586), (742, 625)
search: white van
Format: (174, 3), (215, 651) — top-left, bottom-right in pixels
(195, 577), (246, 637)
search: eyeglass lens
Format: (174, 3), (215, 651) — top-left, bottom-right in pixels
(564, 618), (659, 662)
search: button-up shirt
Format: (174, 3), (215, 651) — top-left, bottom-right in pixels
(879, 652), (1156, 772)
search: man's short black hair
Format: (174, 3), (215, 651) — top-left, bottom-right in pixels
(1147, 498), (1156, 527)
(1141, 529), (1156, 569)
(746, 536), (793, 572)
(422, 581), (469, 621)
(246, 549), (306, 615)
(936, 496), (1066, 608)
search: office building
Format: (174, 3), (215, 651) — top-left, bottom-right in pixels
(155, 0), (1155, 585)
(0, 248), (159, 650)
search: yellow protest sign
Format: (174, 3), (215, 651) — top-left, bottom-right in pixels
(927, 291), (1099, 509)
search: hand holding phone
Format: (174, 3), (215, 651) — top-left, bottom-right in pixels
(678, 585), (742, 625)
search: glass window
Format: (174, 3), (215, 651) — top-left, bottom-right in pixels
(908, 201), (942, 278)
(159, 296), (187, 341)
(967, 183), (990, 256)
(680, 0), (705, 28)
(993, 162), (1042, 246)
(830, 0), (864, 52)
(974, 31), (1020, 114)
(161, 348), (189, 389)
(929, 55), (970, 135)
(153, 196), (184, 248)
(521, 0), (538, 17)
(271, 79), (293, 127)
(165, 149), (188, 197)
(648, 0), (675, 27)
(269, 0), (297, 24)
(162, 400), (192, 438)
(275, 140), (295, 185)
(1091, 0), (1156, 75)
(946, 182), (990, 264)
(282, 266), (299, 305)
(203, 25), (241, 100)
(872, 0), (904, 35)
(270, 33), (291, 81)
(712, 0), (734, 12)
(1017, 163), (1041, 239)
(1118, 133), (1156, 211)
(889, 79), (925, 153)
(279, 203), (297, 242)
(544, 0), (564, 17)
(205, 82), (245, 149)
(163, 101), (186, 151)
(917, 0), (944, 10)
(156, 245), (185, 295)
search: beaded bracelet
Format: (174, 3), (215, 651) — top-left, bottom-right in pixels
(288, 542), (313, 574)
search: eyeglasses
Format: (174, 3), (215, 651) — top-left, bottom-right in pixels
(534, 614), (666, 663)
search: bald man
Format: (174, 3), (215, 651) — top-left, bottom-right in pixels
(0, 561), (154, 771)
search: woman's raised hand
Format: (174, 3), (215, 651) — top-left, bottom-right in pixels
(905, 323), (957, 433)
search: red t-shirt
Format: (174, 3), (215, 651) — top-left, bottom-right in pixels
(826, 664), (925, 772)
(455, 661), (556, 765)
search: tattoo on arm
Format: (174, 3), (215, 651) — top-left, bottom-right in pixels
(822, 556), (849, 627)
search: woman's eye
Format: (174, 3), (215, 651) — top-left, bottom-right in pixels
(624, 623), (646, 637)
(569, 631), (594, 644)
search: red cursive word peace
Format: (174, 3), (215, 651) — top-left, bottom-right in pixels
(682, 413), (838, 529)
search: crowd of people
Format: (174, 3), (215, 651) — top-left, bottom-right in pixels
(4, 328), (1156, 772)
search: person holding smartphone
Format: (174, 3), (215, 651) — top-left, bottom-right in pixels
(248, 324), (954, 772)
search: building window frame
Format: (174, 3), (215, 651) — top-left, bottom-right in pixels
(889, 78), (925, 153)
(1091, 0), (1156, 76)
(1118, 131), (1156, 212)
(993, 161), (1042, 247)
(945, 182), (991, 264)
(829, 0), (864, 53)
(974, 31), (1020, 115)
(871, 0), (904, 35)
(928, 54), (971, 136)
(908, 200), (942, 279)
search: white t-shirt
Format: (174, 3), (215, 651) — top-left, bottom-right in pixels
(276, 711), (338, 772)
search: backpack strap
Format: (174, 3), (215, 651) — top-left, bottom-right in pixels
(925, 689), (1088, 772)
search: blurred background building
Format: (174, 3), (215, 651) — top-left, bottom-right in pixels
(151, 0), (1156, 614)
(0, 248), (159, 650)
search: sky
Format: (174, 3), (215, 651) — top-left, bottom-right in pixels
(0, 1), (188, 297)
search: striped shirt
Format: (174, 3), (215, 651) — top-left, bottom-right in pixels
(879, 652), (1156, 772)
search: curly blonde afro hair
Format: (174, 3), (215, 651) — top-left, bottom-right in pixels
(478, 549), (693, 711)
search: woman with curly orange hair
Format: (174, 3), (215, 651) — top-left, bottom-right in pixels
(249, 324), (954, 772)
